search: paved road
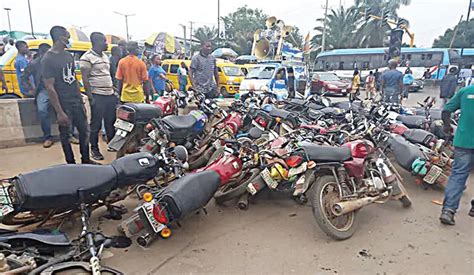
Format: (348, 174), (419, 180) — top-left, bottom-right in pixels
(0, 86), (472, 274)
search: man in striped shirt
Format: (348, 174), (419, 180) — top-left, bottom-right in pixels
(80, 32), (117, 161)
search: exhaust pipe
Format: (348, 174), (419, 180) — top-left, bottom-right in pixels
(332, 196), (381, 216)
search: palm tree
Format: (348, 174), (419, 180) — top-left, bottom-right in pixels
(356, 0), (411, 47)
(193, 26), (218, 44)
(311, 6), (362, 52)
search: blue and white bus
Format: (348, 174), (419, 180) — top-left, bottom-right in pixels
(314, 47), (473, 80)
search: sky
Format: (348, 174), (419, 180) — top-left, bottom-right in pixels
(0, 0), (471, 48)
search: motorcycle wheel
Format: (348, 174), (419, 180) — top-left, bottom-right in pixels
(311, 175), (358, 240)
(214, 168), (260, 204)
(116, 130), (141, 159)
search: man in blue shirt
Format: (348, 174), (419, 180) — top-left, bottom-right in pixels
(15, 40), (32, 97)
(380, 59), (403, 104)
(148, 55), (167, 97)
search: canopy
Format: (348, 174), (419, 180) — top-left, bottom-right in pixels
(106, 34), (125, 45)
(68, 27), (89, 42)
(0, 30), (49, 41)
(145, 32), (181, 55)
(212, 48), (238, 58)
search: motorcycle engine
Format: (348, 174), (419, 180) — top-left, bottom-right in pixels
(364, 176), (385, 192)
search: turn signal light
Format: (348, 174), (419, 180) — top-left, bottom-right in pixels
(143, 192), (153, 202)
(286, 155), (303, 168)
(160, 228), (172, 238)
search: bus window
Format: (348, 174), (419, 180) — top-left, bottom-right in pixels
(427, 54), (433, 60)
(421, 54), (426, 60)
(407, 54), (412, 60)
(338, 62), (344, 70)
(170, 64), (179, 74)
(162, 64), (169, 73)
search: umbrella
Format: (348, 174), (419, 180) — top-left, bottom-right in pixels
(68, 27), (89, 42)
(145, 32), (181, 55)
(106, 34), (125, 45)
(211, 48), (238, 58)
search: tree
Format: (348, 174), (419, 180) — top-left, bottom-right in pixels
(220, 6), (268, 55)
(355, 0), (411, 47)
(193, 26), (218, 43)
(432, 19), (474, 48)
(311, 6), (362, 52)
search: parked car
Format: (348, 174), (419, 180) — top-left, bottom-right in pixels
(310, 72), (351, 96)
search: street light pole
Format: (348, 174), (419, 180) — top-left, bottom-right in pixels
(114, 11), (135, 41)
(4, 8), (12, 34)
(321, 0), (329, 52)
(460, 0), (473, 57)
(27, 0), (35, 37)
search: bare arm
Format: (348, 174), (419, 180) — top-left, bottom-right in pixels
(188, 67), (194, 88)
(44, 77), (69, 126)
(214, 66), (220, 86)
(80, 64), (94, 101)
(21, 63), (35, 95)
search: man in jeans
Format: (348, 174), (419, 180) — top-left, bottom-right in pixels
(80, 32), (117, 160)
(15, 40), (33, 97)
(380, 59), (403, 104)
(42, 26), (97, 165)
(439, 84), (474, 225)
(21, 43), (53, 148)
(189, 40), (219, 98)
(439, 67), (458, 107)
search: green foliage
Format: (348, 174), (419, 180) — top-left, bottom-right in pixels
(432, 19), (474, 48)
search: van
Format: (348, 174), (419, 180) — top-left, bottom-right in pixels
(0, 39), (111, 99)
(239, 62), (308, 98)
(162, 58), (244, 97)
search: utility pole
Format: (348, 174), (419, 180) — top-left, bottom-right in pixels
(4, 8), (12, 34)
(114, 11), (135, 41)
(449, 15), (463, 48)
(217, 0), (221, 39)
(179, 24), (187, 57)
(460, 0), (473, 57)
(189, 21), (194, 57)
(27, 0), (35, 37)
(321, 0), (329, 52)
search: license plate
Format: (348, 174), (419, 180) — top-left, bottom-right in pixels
(213, 139), (222, 150)
(0, 188), (14, 217)
(260, 168), (278, 189)
(114, 119), (134, 132)
(423, 165), (443, 185)
(247, 182), (258, 195)
(148, 129), (158, 140)
(141, 202), (166, 233)
(288, 162), (307, 177)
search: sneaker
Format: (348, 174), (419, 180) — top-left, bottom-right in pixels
(82, 159), (102, 165)
(43, 139), (54, 148)
(69, 136), (80, 144)
(91, 149), (105, 161)
(440, 209), (455, 225)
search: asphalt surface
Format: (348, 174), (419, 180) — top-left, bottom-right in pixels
(0, 86), (472, 274)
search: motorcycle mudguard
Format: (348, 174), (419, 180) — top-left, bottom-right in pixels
(41, 261), (122, 275)
(108, 133), (127, 151)
(0, 231), (71, 246)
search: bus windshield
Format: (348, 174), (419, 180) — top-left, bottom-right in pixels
(245, 66), (276, 79)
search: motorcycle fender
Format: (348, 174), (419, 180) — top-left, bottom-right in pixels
(0, 231), (71, 246)
(300, 170), (316, 195)
(108, 131), (128, 151)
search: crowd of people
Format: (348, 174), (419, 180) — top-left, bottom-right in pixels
(5, 26), (219, 165)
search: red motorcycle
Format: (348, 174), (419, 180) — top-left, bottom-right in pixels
(152, 81), (189, 116)
(296, 138), (412, 240)
(118, 140), (256, 247)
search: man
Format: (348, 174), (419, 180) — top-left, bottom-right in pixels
(402, 68), (414, 100)
(109, 46), (122, 91)
(423, 68), (432, 80)
(374, 68), (380, 92)
(80, 32), (117, 161)
(0, 41), (5, 56)
(117, 40), (128, 59)
(15, 41), (33, 97)
(0, 69), (7, 92)
(380, 59), (403, 104)
(189, 40), (219, 98)
(115, 41), (149, 103)
(42, 26), (97, 164)
(439, 84), (474, 225)
(439, 67), (458, 107)
(148, 55), (167, 97)
(21, 43), (53, 148)
(365, 71), (376, 100)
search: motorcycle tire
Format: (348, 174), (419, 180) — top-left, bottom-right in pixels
(310, 175), (358, 240)
(214, 168), (260, 204)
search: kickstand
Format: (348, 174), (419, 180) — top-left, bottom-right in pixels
(102, 204), (128, 220)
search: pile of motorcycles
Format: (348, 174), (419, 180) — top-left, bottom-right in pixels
(0, 87), (457, 274)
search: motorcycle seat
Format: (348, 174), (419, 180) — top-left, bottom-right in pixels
(268, 107), (292, 119)
(300, 143), (352, 162)
(122, 103), (162, 122)
(162, 114), (197, 132)
(286, 98), (306, 107)
(396, 115), (428, 129)
(402, 128), (435, 147)
(15, 165), (118, 211)
(160, 171), (220, 220)
(306, 102), (325, 110)
(388, 134), (425, 171)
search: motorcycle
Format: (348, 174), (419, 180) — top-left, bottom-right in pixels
(152, 81), (190, 116)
